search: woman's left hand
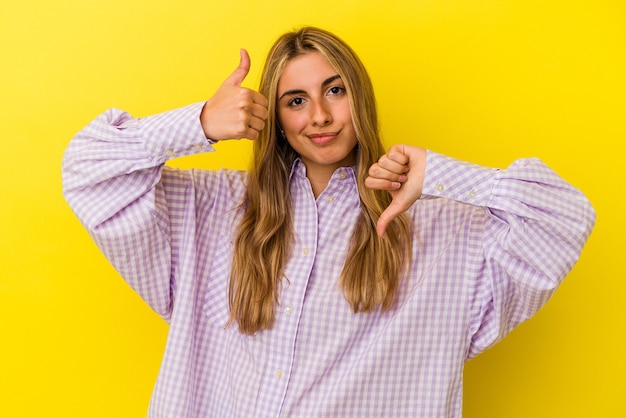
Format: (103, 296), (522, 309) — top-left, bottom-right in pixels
(365, 144), (427, 237)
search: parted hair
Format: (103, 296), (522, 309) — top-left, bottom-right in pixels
(228, 27), (412, 334)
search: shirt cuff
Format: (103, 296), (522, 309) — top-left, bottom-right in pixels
(139, 101), (215, 163)
(421, 150), (499, 206)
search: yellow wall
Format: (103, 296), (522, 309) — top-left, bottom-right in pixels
(1, 0), (623, 416)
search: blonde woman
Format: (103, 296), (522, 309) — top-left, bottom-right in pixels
(63, 27), (595, 417)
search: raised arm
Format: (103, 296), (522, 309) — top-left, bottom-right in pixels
(62, 50), (268, 319)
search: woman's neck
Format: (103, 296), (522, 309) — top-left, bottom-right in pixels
(307, 167), (335, 199)
(300, 149), (357, 199)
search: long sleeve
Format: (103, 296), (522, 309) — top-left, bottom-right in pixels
(420, 151), (596, 359)
(62, 102), (214, 320)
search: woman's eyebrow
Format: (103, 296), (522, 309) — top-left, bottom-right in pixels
(278, 74), (342, 100)
(321, 74), (342, 88)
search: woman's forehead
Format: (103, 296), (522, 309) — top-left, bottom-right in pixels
(277, 53), (341, 92)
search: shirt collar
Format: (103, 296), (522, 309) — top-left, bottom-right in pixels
(289, 158), (357, 184)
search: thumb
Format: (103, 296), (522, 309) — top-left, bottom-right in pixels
(222, 48), (251, 86)
(376, 201), (404, 238)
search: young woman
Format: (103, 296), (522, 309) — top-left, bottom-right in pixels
(63, 27), (595, 417)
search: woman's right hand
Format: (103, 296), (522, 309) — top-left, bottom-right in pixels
(200, 49), (269, 141)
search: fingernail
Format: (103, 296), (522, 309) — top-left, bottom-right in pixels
(391, 182), (401, 189)
(398, 174), (408, 182)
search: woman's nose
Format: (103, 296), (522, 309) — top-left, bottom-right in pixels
(311, 100), (332, 126)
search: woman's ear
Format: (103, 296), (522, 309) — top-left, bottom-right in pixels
(276, 121), (286, 139)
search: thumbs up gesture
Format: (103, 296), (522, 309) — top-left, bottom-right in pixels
(200, 49), (269, 141)
(365, 145), (427, 237)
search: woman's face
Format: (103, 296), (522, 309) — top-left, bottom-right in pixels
(276, 52), (358, 175)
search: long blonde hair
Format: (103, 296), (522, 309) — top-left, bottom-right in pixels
(228, 27), (412, 334)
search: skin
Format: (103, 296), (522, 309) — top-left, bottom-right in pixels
(200, 49), (269, 141)
(276, 52), (358, 197)
(199, 48), (428, 237)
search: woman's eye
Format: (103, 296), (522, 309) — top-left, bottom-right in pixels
(329, 86), (345, 95)
(288, 97), (304, 107)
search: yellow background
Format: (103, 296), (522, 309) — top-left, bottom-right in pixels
(1, 0), (624, 416)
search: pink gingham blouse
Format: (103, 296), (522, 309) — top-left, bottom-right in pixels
(62, 102), (595, 417)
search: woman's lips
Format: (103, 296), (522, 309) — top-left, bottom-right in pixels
(307, 132), (338, 145)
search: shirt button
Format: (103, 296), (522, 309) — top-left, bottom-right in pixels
(468, 190), (476, 199)
(436, 182), (445, 192)
(285, 305), (294, 315)
(302, 247), (310, 255)
(166, 149), (175, 157)
(276, 369), (284, 379)
(338, 172), (347, 179)
(327, 197), (335, 203)
(193, 144), (203, 151)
